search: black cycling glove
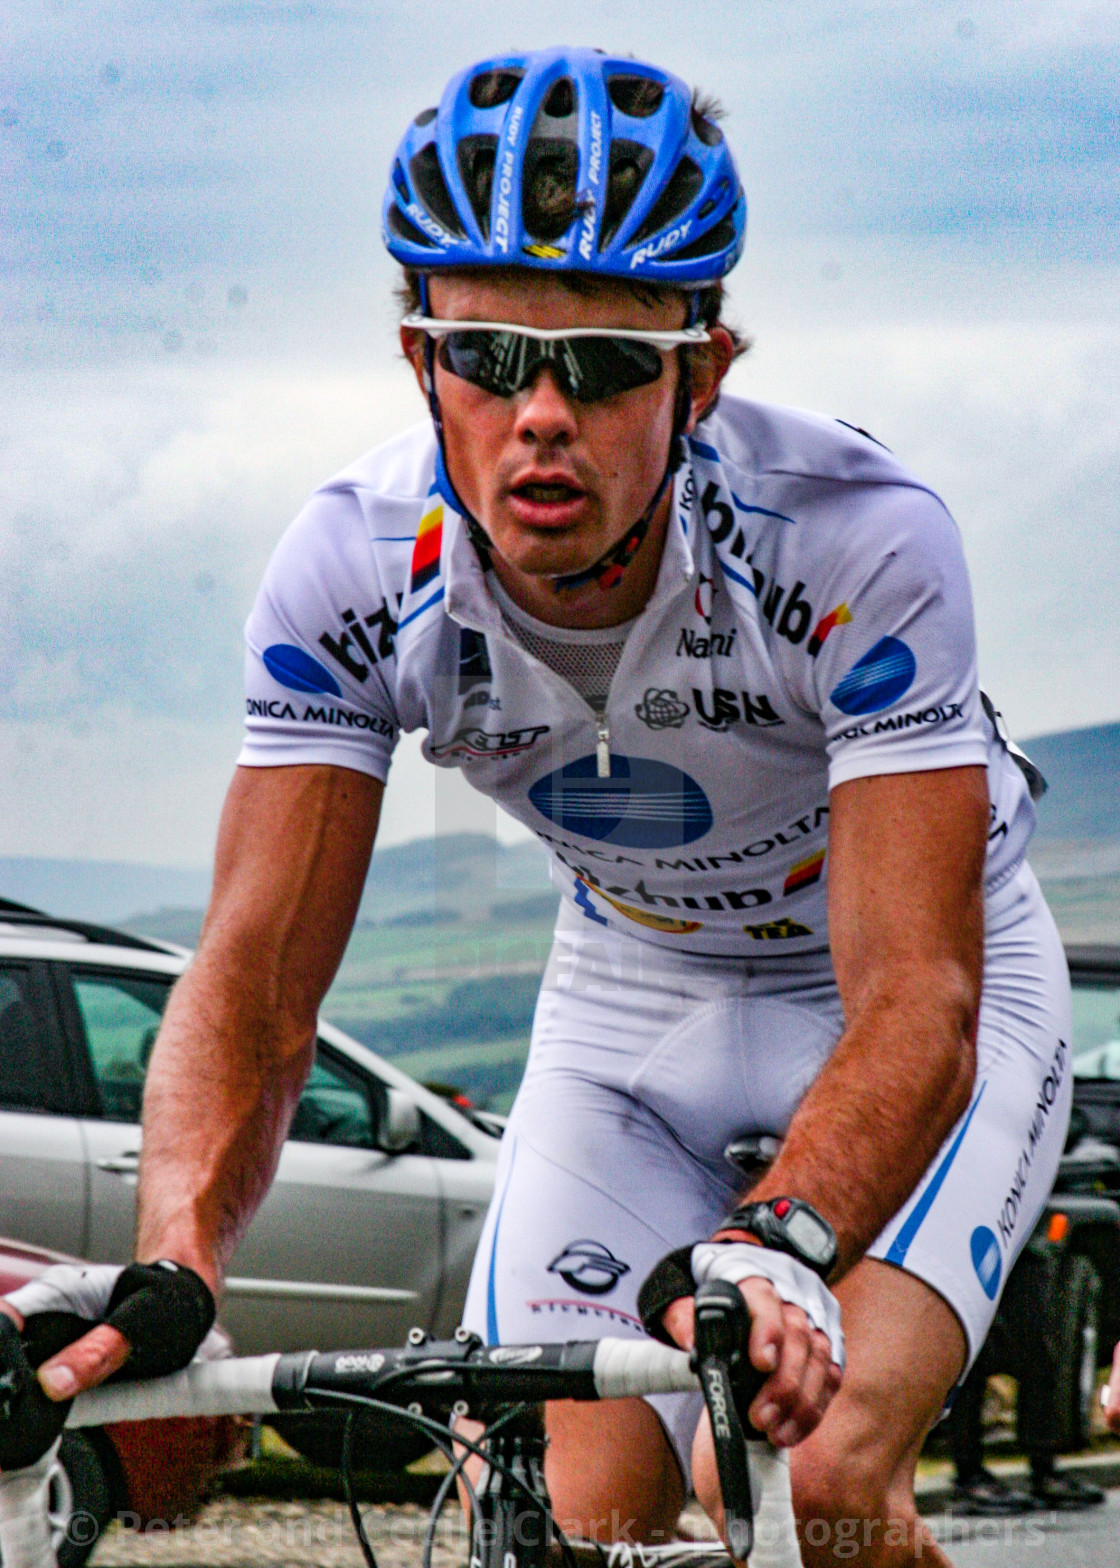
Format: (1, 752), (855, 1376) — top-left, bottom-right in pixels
(636, 1245), (696, 1345)
(0, 1260), (215, 1469)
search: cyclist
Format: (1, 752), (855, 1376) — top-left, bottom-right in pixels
(7, 46), (1070, 1568)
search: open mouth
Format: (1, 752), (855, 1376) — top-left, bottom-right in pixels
(511, 480), (585, 505)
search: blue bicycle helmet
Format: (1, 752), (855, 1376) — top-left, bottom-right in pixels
(382, 46), (745, 284)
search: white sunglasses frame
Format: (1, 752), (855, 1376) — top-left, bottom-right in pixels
(401, 313), (711, 350)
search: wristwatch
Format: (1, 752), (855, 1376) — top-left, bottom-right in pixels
(715, 1197), (838, 1280)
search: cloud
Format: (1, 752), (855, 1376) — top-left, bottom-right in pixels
(2, 0), (1117, 863)
(0, 360), (429, 722)
(4, 0), (1117, 318)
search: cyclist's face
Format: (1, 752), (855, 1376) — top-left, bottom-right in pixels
(403, 273), (728, 584)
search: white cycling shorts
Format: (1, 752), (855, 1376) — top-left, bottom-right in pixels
(461, 860), (1071, 1484)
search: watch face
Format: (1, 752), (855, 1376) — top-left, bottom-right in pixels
(784, 1206), (834, 1263)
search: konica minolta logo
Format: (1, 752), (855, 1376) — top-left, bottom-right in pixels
(970, 1226), (1002, 1301)
(830, 636), (917, 716)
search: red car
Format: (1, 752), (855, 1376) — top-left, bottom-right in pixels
(0, 1237), (245, 1567)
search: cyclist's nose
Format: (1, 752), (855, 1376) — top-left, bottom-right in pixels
(513, 367), (578, 447)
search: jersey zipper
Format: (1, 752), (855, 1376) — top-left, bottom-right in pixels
(596, 713), (611, 778)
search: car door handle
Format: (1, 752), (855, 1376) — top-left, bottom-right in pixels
(96, 1153), (140, 1174)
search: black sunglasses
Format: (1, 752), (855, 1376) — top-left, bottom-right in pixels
(403, 315), (709, 405)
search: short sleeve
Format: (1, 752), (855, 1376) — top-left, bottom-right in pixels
(238, 487), (401, 782)
(799, 485), (990, 790)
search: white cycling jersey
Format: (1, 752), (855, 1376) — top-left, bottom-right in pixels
(239, 394), (1034, 956)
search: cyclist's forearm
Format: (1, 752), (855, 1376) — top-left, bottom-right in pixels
(135, 955), (315, 1291)
(750, 961), (978, 1275)
(748, 766), (986, 1277)
(134, 763), (382, 1289)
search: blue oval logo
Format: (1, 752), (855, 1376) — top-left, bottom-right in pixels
(830, 635), (916, 716)
(528, 754), (713, 848)
(970, 1225), (1002, 1300)
(263, 644), (342, 697)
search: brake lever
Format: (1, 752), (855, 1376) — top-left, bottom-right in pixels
(691, 1280), (767, 1563)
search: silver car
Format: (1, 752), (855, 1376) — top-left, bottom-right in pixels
(0, 899), (499, 1362)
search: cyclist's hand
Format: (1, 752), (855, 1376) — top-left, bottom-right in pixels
(1105, 1340), (1120, 1434)
(0, 1260), (216, 1466)
(662, 1279), (841, 1447)
(692, 1239), (843, 1447)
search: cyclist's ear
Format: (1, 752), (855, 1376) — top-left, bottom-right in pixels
(684, 327), (734, 432)
(400, 326), (427, 390)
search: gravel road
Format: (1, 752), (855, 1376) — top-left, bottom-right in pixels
(91, 1498), (467, 1568)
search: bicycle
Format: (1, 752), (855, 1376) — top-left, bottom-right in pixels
(0, 1281), (802, 1568)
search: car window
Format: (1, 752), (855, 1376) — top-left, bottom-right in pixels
(289, 1049), (376, 1149)
(0, 963), (69, 1114)
(66, 971), (404, 1152)
(1071, 980), (1120, 1079)
(70, 972), (171, 1122)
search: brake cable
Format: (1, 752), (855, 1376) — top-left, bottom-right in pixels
(319, 1387), (580, 1568)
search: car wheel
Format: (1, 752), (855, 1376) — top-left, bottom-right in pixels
(1052, 1253), (1101, 1451)
(47, 1432), (116, 1568)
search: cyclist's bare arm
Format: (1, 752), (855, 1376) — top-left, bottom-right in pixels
(662, 766), (986, 1445)
(31, 763), (382, 1399)
(750, 765), (987, 1273)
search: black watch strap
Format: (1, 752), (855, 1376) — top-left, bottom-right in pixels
(717, 1197), (838, 1279)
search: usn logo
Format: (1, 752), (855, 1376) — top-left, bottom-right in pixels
(971, 1225), (1002, 1301)
(830, 636), (917, 716)
(528, 754), (714, 849)
(548, 1240), (631, 1297)
(263, 644), (342, 698)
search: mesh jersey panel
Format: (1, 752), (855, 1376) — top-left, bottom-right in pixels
(490, 574), (634, 714)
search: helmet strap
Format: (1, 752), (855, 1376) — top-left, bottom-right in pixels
(416, 272), (697, 596)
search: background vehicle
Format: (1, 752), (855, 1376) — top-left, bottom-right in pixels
(980, 943), (1120, 1452)
(0, 898), (501, 1468)
(0, 1235), (243, 1566)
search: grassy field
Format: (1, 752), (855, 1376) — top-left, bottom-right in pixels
(320, 897), (559, 1111)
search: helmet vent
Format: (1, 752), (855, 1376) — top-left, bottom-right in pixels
(665, 213), (737, 262)
(608, 75), (664, 118)
(691, 110), (723, 147)
(386, 205), (437, 249)
(599, 139), (654, 247)
(456, 135), (498, 238)
(409, 143), (466, 238)
(522, 141), (579, 241)
(543, 77), (575, 118)
(469, 70), (524, 109)
(628, 156), (703, 246)
(414, 107), (437, 127)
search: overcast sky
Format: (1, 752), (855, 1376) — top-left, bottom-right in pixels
(2, 0), (1117, 865)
